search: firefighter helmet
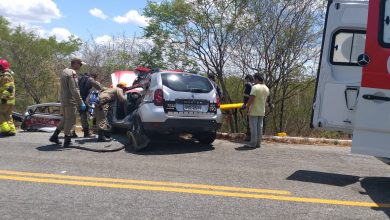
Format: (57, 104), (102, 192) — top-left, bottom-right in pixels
(0, 59), (10, 71)
(135, 66), (151, 73)
(117, 82), (127, 88)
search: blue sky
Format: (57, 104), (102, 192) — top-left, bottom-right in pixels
(0, 0), (158, 42)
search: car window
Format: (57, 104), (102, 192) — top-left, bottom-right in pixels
(49, 106), (61, 115)
(330, 30), (366, 65)
(379, 0), (390, 47)
(150, 73), (158, 88)
(161, 73), (213, 93)
(35, 106), (50, 114)
(33, 105), (61, 115)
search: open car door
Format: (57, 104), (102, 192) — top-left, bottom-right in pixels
(351, 0), (390, 158)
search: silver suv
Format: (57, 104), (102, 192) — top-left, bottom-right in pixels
(136, 71), (222, 142)
(110, 70), (222, 148)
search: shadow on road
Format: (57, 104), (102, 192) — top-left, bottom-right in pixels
(36, 134), (128, 152)
(287, 170), (360, 186)
(36, 144), (67, 151)
(35, 133), (214, 154)
(287, 170), (390, 217)
(235, 145), (257, 151)
(75, 137), (99, 144)
(126, 135), (215, 155)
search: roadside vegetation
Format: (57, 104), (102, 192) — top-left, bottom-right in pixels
(0, 0), (348, 139)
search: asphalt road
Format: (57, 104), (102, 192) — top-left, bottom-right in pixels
(0, 131), (389, 220)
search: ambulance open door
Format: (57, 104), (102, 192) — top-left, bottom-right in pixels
(312, 0), (368, 133)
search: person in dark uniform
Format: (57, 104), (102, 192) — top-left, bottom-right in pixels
(242, 75), (254, 141)
(49, 57), (86, 147)
(78, 72), (104, 137)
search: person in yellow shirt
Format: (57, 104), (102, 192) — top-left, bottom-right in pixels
(245, 73), (272, 148)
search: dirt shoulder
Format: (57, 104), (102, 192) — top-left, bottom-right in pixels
(217, 132), (352, 147)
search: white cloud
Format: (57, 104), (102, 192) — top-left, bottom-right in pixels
(0, 0), (61, 24)
(93, 35), (154, 48)
(49, 28), (73, 41)
(0, 1), (74, 42)
(29, 25), (47, 38)
(113, 10), (149, 26)
(29, 26), (74, 42)
(95, 35), (113, 44)
(89, 8), (108, 20)
(135, 38), (154, 46)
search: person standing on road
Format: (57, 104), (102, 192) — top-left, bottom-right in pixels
(0, 59), (16, 136)
(244, 73), (271, 148)
(49, 57), (87, 147)
(242, 74), (254, 141)
(78, 72), (104, 137)
(94, 85), (127, 142)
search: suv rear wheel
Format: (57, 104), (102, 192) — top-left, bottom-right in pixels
(195, 132), (216, 144)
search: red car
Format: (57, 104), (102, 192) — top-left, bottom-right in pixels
(20, 102), (62, 132)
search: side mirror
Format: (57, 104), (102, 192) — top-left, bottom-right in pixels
(357, 54), (371, 67)
(28, 109), (34, 115)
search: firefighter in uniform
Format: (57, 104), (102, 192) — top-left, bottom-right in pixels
(242, 75), (254, 141)
(49, 57), (86, 147)
(95, 84), (127, 142)
(78, 72), (104, 137)
(0, 59), (16, 136)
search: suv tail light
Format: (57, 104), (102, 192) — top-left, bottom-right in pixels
(154, 89), (164, 106)
(216, 95), (220, 108)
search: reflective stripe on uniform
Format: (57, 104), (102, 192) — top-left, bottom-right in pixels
(0, 122), (10, 133)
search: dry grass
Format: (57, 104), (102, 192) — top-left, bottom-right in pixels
(217, 132), (351, 147)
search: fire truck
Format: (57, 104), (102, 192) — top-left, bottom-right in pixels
(312, 0), (390, 164)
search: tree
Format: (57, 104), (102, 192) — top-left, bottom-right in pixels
(78, 33), (165, 85)
(144, 0), (249, 101)
(232, 0), (324, 132)
(0, 16), (81, 109)
(144, 0), (251, 132)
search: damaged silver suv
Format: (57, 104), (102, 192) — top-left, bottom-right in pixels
(110, 70), (222, 149)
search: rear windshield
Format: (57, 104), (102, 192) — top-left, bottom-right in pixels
(161, 73), (213, 93)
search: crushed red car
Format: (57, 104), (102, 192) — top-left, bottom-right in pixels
(17, 102), (62, 132)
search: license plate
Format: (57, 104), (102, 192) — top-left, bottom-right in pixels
(184, 104), (202, 111)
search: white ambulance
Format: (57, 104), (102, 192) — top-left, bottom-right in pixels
(312, 0), (390, 164)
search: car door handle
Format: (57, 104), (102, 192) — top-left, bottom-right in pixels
(362, 94), (390, 101)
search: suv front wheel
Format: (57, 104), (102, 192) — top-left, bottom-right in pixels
(195, 132), (216, 144)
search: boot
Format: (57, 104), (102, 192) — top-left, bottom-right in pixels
(63, 135), (79, 148)
(104, 131), (112, 139)
(8, 123), (16, 136)
(83, 128), (92, 138)
(49, 129), (62, 144)
(244, 132), (251, 142)
(97, 130), (111, 142)
(71, 130), (78, 138)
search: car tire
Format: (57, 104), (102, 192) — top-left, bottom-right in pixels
(20, 120), (27, 131)
(126, 115), (150, 151)
(195, 132), (216, 144)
